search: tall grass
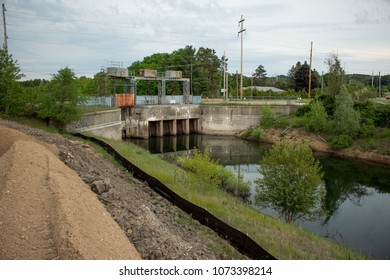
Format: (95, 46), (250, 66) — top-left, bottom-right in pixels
(99, 137), (367, 260)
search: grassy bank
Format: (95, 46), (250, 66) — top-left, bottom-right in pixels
(96, 136), (366, 260)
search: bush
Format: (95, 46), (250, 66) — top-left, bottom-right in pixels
(305, 100), (328, 132)
(291, 116), (306, 127)
(249, 125), (264, 139)
(295, 104), (311, 117)
(380, 127), (390, 138)
(276, 116), (291, 129)
(358, 124), (375, 138)
(260, 105), (275, 128)
(355, 103), (390, 128)
(329, 134), (353, 149)
(177, 149), (250, 200)
(331, 88), (360, 137)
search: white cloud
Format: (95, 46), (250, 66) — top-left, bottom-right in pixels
(3, 0), (390, 79)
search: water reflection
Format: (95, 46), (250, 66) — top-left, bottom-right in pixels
(127, 134), (390, 259)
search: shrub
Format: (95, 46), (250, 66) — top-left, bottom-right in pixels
(358, 124), (375, 138)
(295, 104), (311, 117)
(177, 149), (250, 200)
(276, 116), (291, 129)
(380, 127), (390, 138)
(329, 134), (353, 149)
(260, 105), (275, 128)
(291, 116), (306, 127)
(355, 103), (390, 128)
(305, 100), (328, 132)
(331, 88), (360, 137)
(249, 125), (264, 139)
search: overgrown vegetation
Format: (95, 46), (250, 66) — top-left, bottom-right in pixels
(244, 53), (390, 153)
(177, 149), (250, 200)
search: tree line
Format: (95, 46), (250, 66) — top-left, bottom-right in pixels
(2, 44), (390, 128)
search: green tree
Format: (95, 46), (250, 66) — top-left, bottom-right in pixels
(194, 47), (221, 97)
(325, 53), (344, 98)
(252, 64), (267, 86)
(287, 61), (301, 90)
(331, 87), (360, 136)
(322, 53), (345, 115)
(255, 140), (325, 223)
(294, 61), (319, 93)
(0, 46), (24, 114)
(305, 99), (328, 132)
(38, 67), (81, 127)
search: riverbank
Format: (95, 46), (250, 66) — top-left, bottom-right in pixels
(100, 136), (367, 259)
(241, 127), (390, 166)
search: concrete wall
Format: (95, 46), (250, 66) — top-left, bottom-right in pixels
(68, 109), (123, 140)
(199, 105), (298, 135)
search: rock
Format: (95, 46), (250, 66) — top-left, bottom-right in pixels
(91, 180), (106, 195)
(91, 178), (112, 195)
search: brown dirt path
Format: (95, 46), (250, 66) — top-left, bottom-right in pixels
(0, 126), (140, 259)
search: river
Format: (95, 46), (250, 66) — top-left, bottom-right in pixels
(128, 134), (390, 259)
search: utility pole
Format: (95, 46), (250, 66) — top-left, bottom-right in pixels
(379, 71), (381, 98)
(2, 3), (7, 50)
(226, 71), (228, 99)
(371, 71), (374, 88)
(236, 70), (238, 99)
(238, 15), (246, 100)
(223, 51), (226, 100)
(251, 74), (253, 99)
(308, 41), (313, 99)
(190, 63), (193, 95)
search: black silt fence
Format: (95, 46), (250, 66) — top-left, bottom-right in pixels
(75, 133), (276, 260)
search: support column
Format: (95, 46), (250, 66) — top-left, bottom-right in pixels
(171, 119), (177, 135)
(157, 120), (164, 136)
(184, 119), (190, 134)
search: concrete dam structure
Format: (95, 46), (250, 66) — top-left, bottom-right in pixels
(122, 104), (298, 139)
(70, 104), (298, 139)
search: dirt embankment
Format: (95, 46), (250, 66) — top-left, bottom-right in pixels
(0, 120), (235, 260)
(0, 125), (140, 259)
(258, 127), (390, 166)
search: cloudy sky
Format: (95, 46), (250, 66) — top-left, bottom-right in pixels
(3, 0), (390, 80)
